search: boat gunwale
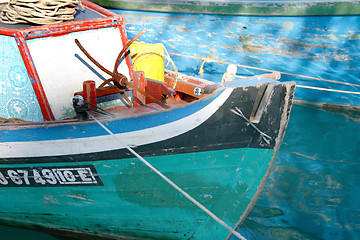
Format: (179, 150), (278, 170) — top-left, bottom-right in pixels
(0, 0), (125, 39)
(0, 87), (219, 130)
(0, 76), (290, 130)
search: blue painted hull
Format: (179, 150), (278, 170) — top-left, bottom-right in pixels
(116, 10), (360, 107)
(0, 1), (296, 238)
(0, 81), (295, 239)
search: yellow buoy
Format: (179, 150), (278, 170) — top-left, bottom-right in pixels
(130, 42), (165, 82)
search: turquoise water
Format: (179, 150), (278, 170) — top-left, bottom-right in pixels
(119, 10), (360, 106)
(238, 103), (360, 240)
(1, 103), (359, 239)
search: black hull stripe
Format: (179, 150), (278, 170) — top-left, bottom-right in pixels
(0, 83), (293, 164)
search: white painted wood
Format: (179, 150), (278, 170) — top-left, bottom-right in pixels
(27, 27), (130, 119)
(0, 89), (233, 158)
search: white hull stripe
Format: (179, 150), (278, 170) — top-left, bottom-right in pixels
(0, 89), (233, 158)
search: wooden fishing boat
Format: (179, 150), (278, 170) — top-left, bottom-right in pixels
(0, 0), (295, 239)
(89, 0), (360, 16)
(90, 0), (360, 108)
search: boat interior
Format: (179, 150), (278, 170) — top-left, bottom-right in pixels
(0, 1), (214, 125)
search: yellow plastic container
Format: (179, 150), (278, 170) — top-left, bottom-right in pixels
(130, 42), (164, 82)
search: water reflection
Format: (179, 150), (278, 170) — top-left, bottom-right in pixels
(238, 103), (360, 240)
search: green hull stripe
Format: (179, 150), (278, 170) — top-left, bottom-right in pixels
(91, 0), (360, 16)
(0, 148), (274, 239)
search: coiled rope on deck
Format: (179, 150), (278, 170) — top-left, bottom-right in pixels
(0, 0), (84, 25)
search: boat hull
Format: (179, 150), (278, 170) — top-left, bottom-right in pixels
(0, 81), (293, 162)
(0, 148), (273, 239)
(0, 81), (295, 239)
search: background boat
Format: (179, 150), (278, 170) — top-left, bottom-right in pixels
(96, 0), (360, 108)
(89, 0), (360, 16)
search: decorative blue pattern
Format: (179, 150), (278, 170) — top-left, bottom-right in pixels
(0, 35), (43, 122)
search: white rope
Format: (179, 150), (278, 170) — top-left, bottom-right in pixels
(297, 84), (360, 95)
(88, 113), (246, 240)
(230, 107), (272, 145)
(168, 52), (360, 91)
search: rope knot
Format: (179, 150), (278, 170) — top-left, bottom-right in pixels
(195, 50), (218, 76)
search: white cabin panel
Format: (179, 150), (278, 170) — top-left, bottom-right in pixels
(27, 27), (131, 119)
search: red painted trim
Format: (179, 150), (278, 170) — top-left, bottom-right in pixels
(82, 80), (97, 109)
(133, 71), (146, 107)
(17, 0), (123, 40)
(0, 27), (16, 37)
(82, 0), (119, 18)
(21, 18), (122, 40)
(14, 32), (55, 121)
(0, 0), (121, 40)
(1, 0), (131, 121)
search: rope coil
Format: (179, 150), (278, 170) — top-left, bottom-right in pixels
(0, 0), (84, 25)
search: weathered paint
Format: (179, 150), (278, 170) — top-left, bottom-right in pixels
(0, 79), (295, 239)
(27, 27), (131, 119)
(117, 10), (360, 107)
(0, 0), (133, 120)
(14, 31), (55, 121)
(0, 148), (274, 239)
(0, 1), (296, 239)
(90, 0), (360, 16)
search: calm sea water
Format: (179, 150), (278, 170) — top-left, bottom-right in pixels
(238, 103), (360, 240)
(1, 103), (359, 239)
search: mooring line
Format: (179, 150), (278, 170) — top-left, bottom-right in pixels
(230, 107), (272, 145)
(88, 113), (246, 240)
(168, 52), (360, 89)
(297, 85), (360, 95)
